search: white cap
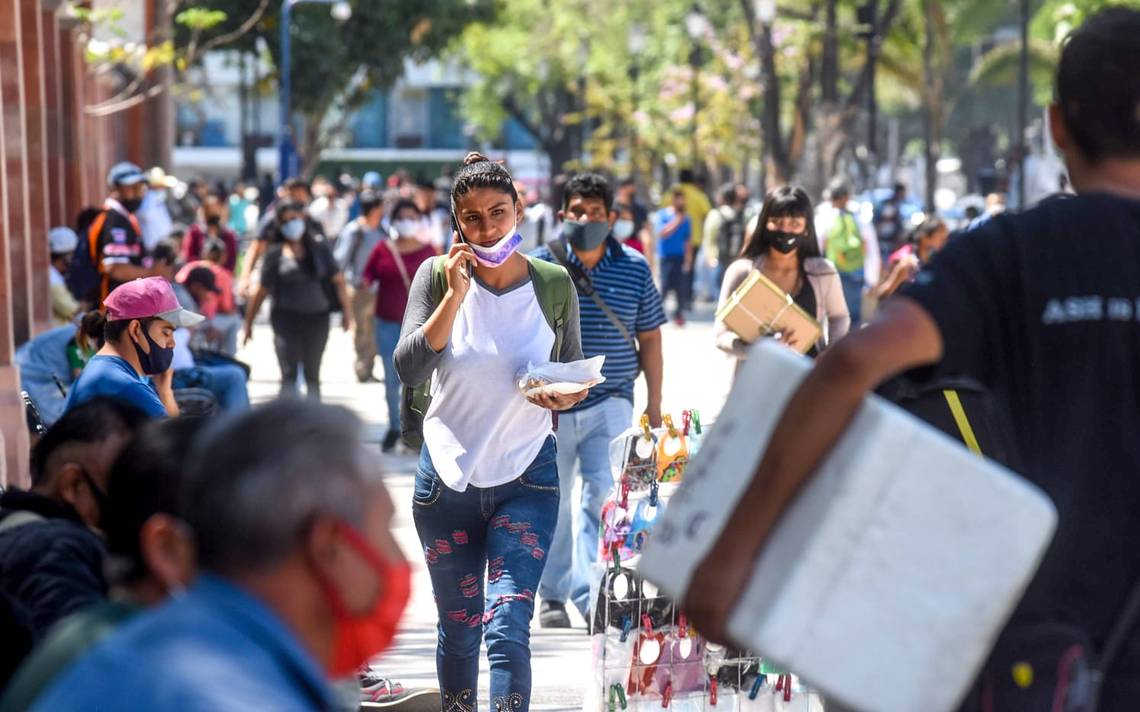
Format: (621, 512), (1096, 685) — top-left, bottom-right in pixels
(48, 227), (79, 255)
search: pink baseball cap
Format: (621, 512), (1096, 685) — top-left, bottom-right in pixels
(103, 276), (204, 327)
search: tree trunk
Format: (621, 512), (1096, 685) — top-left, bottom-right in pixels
(921, 0), (938, 211)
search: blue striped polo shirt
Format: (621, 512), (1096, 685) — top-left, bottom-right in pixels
(531, 236), (667, 413)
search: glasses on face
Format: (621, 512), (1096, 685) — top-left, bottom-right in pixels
(766, 216), (807, 233)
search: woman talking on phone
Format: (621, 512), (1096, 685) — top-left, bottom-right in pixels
(394, 152), (583, 712)
(716, 185), (849, 362)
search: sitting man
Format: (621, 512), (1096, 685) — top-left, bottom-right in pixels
(176, 238), (241, 356)
(0, 417), (203, 712)
(31, 401), (411, 710)
(0, 399), (146, 686)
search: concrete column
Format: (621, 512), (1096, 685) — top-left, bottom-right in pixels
(41, 6), (65, 229)
(0, 0), (34, 346)
(0, 1), (30, 487)
(57, 22), (85, 222)
(21, 0), (52, 334)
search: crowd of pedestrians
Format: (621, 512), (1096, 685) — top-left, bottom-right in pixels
(2, 7), (1139, 711)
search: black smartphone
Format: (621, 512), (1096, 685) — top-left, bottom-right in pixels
(451, 212), (474, 277)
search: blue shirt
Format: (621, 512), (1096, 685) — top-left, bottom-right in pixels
(654, 208), (692, 258)
(31, 575), (336, 711)
(65, 354), (166, 418)
(531, 238), (667, 412)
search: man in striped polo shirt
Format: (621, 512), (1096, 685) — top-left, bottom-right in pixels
(531, 173), (667, 628)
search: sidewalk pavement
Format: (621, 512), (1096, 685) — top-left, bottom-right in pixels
(235, 302), (732, 710)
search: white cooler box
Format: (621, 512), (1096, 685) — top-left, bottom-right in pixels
(638, 340), (1057, 712)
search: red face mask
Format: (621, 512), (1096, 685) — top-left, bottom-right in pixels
(318, 522), (412, 678)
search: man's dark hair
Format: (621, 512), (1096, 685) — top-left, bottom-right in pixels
(717, 182), (737, 205)
(562, 173), (614, 212)
(672, 188), (686, 200)
(103, 316), (153, 345)
(103, 417), (210, 584)
(282, 178), (311, 195)
(358, 190), (383, 217)
(182, 401), (372, 576)
(30, 398), (148, 486)
(828, 178), (851, 200)
(1055, 6), (1140, 162)
(618, 176), (637, 189)
(451, 152), (518, 209)
(150, 239), (179, 267)
(390, 198), (422, 220)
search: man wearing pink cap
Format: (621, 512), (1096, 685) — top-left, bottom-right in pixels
(66, 277), (204, 418)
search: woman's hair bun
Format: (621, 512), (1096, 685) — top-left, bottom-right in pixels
(463, 151), (491, 166)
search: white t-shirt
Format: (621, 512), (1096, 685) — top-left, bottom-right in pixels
(423, 278), (556, 491)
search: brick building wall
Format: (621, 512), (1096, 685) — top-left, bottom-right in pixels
(0, 0), (165, 486)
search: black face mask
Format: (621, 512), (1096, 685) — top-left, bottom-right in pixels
(206, 215), (222, 227)
(130, 323), (174, 375)
(768, 230), (805, 254)
(120, 197), (143, 213)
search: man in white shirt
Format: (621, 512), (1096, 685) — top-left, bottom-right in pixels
(48, 227), (81, 326)
(814, 180), (880, 325)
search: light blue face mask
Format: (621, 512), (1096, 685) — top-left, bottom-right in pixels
(281, 218), (305, 241)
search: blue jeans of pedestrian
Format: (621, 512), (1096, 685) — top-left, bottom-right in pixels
(413, 436), (559, 712)
(839, 269), (864, 325)
(373, 318), (402, 433)
(659, 254), (690, 318)
(172, 364), (249, 410)
(538, 396), (632, 616)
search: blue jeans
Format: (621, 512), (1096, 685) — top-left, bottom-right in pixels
(172, 364), (249, 410)
(839, 269), (864, 325)
(659, 254), (690, 318)
(538, 396), (632, 615)
(374, 318), (402, 433)
(413, 436), (560, 712)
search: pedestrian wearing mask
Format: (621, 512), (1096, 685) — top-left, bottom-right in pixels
(83, 162), (155, 304)
(362, 198), (438, 452)
(0, 399), (146, 688)
(67, 277), (205, 418)
(394, 152), (583, 712)
(180, 195), (238, 272)
(336, 190), (387, 383)
(244, 201), (352, 401)
(28, 401), (411, 711)
(531, 173), (667, 627)
(611, 202), (645, 255)
(48, 227), (81, 326)
(716, 186), (849, 363)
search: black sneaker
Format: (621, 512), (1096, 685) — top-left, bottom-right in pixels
(539, 600), (571, 628)
(381, 430), (400, 453)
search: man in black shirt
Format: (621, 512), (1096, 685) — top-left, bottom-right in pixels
(686, 7), (1140, 707)
(90, 163), (155, 301)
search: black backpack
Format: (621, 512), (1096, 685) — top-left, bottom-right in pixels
(65, 214), (106, 306)
(715, 208), (745, 268)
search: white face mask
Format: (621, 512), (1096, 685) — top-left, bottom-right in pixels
(393, 219), (421, 239)
(613, 219), (635, 240)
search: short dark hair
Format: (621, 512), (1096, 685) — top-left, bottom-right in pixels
(562, 173), (614, 212)
(182, 401), (372, 576)
(358, 190), (383, 217)
(671, 188), (686, 200)
(274, 200), (305, 223)
(1055, 6), (1140, 162)
(150, 239), (179, 266)
(827, 178), (850, 200)
(283, 178), (311, 194)
(618, 176), (637, 188)
(30, 398), (148, 485)
(390, 198), (422, 219)
(103, 417), (210, 584)
(104, 316), (154, 345)
(451, 152), (518, 210)
(717, 182), (737, 205)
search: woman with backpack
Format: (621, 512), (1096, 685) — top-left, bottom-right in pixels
(361, 198), (439, 452)
(242, 200), (351, 400)
(716, 185), (850, 364)
(394, 152), (583, 712)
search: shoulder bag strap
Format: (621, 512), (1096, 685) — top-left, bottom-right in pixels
(942, 390), (983, 456)
(382, 240), (413, 293)
(547, 240), (639, 353)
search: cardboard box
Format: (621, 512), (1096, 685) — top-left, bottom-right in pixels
(715, 270), (822, 354)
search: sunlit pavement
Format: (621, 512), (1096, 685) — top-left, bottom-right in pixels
(236, 300), (731, 709)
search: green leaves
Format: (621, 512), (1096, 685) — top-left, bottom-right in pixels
(175, 8), (229, 32)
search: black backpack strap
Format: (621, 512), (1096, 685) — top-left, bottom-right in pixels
(547, 239), (639, 354)
(1091, 576), (1140, 707)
